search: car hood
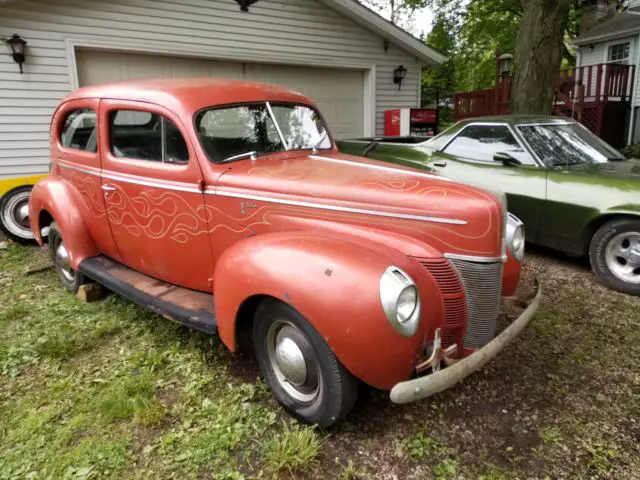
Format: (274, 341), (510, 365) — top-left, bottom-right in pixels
(565, 159), (640, 180)
(214, 151), (505, 257)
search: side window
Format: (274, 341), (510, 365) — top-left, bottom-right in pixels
(443, 125), (535, 166)
(109, 110), (189, 164)
(60, 109), (97, 152)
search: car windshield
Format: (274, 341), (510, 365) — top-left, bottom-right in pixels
(195, 102), (332, 163)
(518, 123), (624, 167)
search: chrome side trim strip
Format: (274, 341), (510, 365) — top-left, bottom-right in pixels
(211, 189), (467, 225)
(58, 162), (202, 194)
(444, 253), (505, 263)
(58, 162), (466, 225)
(58, 161), (100, 176)
(309, 155), (452, 182)
(101, 172), (202, 194)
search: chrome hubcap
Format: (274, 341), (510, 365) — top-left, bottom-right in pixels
(54, 238), (75, 282)
(605, 231), (640, 284)
(266, 320), (320, 403)
(1, 191), (34, 239)
(16, 203), (30, 228)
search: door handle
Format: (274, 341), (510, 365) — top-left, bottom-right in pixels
(101, 184), (116, 192)
(433, 161), (447, 168)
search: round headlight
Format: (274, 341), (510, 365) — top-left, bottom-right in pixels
(397, 286), (417, 323)
(505, 213), (525, 261)
(380, 267), (421, 337)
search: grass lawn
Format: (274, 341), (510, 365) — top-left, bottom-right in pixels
(1, 244), (638, 479)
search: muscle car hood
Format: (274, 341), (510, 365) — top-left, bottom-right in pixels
(587, 159), (640, 180)
(214, 152), (505, 257)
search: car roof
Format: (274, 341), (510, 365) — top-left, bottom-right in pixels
(459, 115), (576, 126)
(62, 78), (316, 114)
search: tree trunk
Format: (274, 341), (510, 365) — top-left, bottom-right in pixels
(511, 0), (572, 114)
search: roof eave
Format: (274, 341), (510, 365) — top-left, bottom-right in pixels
(319, 0), (446, 65)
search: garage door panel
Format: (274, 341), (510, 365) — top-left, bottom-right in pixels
(76, 49), (364, 137)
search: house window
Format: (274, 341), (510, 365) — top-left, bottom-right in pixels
(607, 42), (630, 64)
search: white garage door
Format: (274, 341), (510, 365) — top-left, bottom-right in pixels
(76, 50), (364, 138)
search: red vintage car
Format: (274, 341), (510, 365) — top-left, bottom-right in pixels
(29, 78), (539, 426)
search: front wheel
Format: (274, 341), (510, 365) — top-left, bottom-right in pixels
(0, 186), (35, 244)
(589, 218), (640, 296)
(253, 299), (358, 427)
(49, 222), (85, 294)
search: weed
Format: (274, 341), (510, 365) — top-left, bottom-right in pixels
(404, 432), (448, 460)
(539, 426), (563, 445)
(264, 422), (322, 475)
(434, 459), (459, 479)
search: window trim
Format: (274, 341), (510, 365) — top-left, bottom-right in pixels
(192, 100), (334, 164)
(603, 39), (633, 65)
(59, 108), (98, 154)
(108, 109), (190, 165)
(440, 122), (542, 167)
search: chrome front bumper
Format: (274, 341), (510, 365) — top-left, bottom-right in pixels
(390, 280), (541, 404)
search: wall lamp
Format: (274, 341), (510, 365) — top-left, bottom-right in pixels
(5, 34), (27, 74)
(393, 65), (407, 90)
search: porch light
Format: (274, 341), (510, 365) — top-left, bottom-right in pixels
(5, 34), (26, 74)
(393, 65), (407, 90)
(499, 53), (513, 77)
(235, 0), (258, 11)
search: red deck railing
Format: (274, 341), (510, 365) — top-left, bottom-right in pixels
(453, 63), (635, 120)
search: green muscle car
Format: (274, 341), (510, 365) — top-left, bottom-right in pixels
(338, 116), (640, 296)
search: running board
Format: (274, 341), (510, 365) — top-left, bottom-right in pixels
(78, 256), (217, 335)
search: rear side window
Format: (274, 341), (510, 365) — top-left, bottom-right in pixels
(109, 110), (189, 164)
(60, 109), (97, 152)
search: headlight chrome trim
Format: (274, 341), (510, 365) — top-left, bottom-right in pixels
(505, 213), (525, 261)
(380, 266), (421, 337)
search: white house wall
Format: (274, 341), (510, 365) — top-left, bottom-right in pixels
(0, 0), (422, 179)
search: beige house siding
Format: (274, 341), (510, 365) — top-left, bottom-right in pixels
(0, 0), (424, 179)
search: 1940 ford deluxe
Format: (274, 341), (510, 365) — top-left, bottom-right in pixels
(29, 79), (540, 426)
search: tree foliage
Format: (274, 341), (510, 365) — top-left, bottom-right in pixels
(360, 0), (628, 116)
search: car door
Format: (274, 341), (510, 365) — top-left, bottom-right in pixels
(54, 99), (122, 262)
(427, 123), (548, 243)
(98, 100), (214, 292)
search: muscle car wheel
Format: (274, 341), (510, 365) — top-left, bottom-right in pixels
(590, 218), (640, 296)
(253, 299), (358, 427)
(0, 186), (35, 244)
(49, 222), (85, 293)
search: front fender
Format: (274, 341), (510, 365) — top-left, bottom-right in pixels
(214, 231), (444, 390)
(29, 177), (98, 269)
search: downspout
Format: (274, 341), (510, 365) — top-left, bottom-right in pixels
(627, 33), (640, 146)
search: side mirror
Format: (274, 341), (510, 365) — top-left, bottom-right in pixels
(494, 151), (521, 167)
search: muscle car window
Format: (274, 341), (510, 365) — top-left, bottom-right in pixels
(109, 110), (189, 164)
(60, 109), (97, 153)
(444, 125), (535, 165)
(518, 123), (624, 166)
(195, 103), (331, 163)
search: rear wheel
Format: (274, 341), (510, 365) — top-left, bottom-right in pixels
(253, 299), (358, 427)
(0, 186), (35, 244)
(589, 218), (640, 296)
(49, 222), (85, 293)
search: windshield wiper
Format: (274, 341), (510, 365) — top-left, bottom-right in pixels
(221, 151), (257, 163)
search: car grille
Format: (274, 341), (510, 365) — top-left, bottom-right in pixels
(418, 257), (502, 350)
(449, 258), (503, 349)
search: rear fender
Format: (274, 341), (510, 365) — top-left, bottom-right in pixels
(29, 177), (98, 269)
(214, 231), (444, 389)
